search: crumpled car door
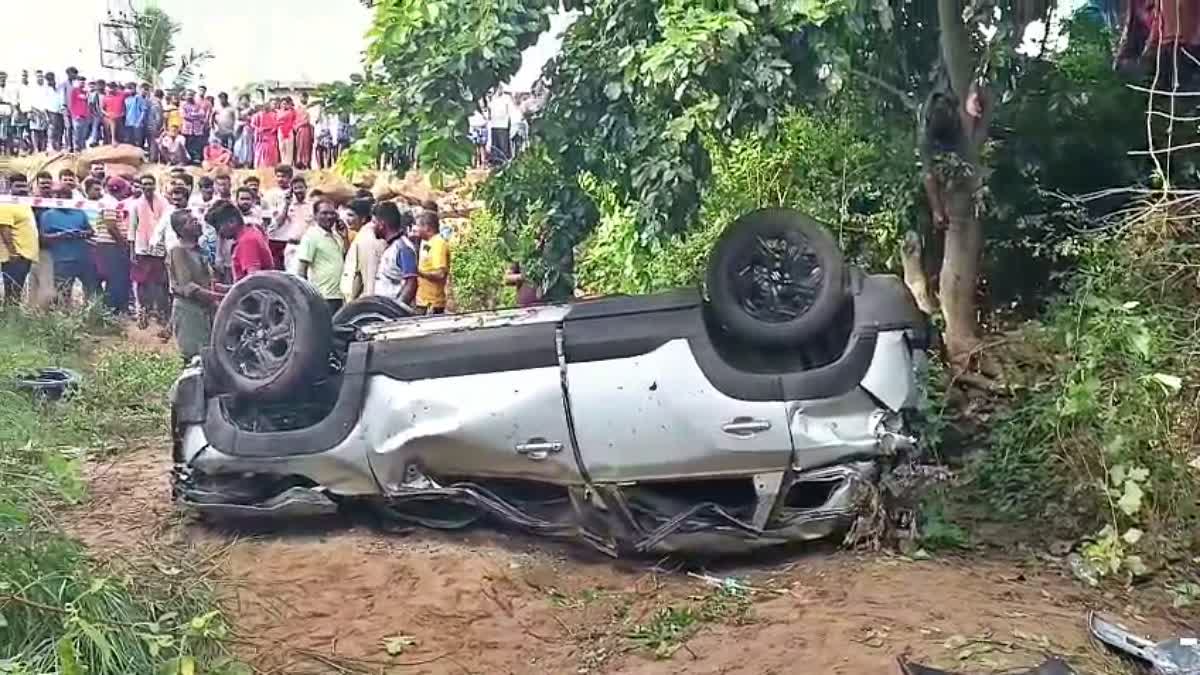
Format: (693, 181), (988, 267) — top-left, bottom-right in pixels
(362, 322), (584, 490)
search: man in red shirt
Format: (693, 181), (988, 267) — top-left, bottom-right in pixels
(68, 76), (90, 152)
(206, 199), (272, 281)
(101, 82), (126, 145)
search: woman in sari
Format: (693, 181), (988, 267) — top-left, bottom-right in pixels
(233, 108), (255, 168)
(276, 97), (297, 167)
(293, 92), (315, 169)
(253, 100), (280, 169)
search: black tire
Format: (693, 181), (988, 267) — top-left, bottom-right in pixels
(705, 208), (847, 348)
(332, 295), (412, 331)
(15, 367), (81, 401)
(210, 271), (332, 401)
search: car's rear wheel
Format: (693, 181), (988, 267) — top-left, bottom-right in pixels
(332, 295), (412, 334)
(210, 272), (332, 401)
(705, 208), (847, 348)
(329, 295), (413, 372)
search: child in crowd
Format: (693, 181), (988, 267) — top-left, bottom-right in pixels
(159, 125), (188, 165)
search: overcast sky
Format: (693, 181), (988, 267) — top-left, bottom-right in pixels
(0, 0), (569, 94)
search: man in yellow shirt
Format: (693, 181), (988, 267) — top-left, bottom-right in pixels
(0, 180), (40, 304)
(414, 209), (449, 314)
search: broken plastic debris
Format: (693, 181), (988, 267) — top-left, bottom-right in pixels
(1066, 553), (1099, 587)
(897, 656), (1076, 675)
(1089, 612), (1200, 674)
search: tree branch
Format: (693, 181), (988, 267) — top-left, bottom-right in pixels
(847, 67), (919, 112)
(936, 0), (974, 98)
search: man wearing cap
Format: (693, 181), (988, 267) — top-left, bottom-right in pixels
(94, 177), (133, 314)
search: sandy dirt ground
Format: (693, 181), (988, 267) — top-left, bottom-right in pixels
(61, 439), (1192, 675)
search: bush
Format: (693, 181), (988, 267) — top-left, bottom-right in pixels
(977, 204), (1200, 580)
(450, 209), (519, 312)
(574, 106), (916, 295)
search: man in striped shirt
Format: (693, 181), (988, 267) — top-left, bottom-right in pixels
(93, 177), (133, 315)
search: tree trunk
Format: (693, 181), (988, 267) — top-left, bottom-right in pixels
(938, 173), (984, 366)
(900, 229), (938, 314)
(933, 0), (989, 368)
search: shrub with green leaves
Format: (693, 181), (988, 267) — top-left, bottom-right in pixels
(573, 105), (916, 296)
(978, 208), (1200, 580)
(450, 209), (520, 312)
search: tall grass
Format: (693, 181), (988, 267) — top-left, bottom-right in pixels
(0, 306), (244, 674)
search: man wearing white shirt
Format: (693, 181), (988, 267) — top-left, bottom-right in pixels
(262, 165), (297, 269)
(510, 94), (528, 157)
(261, 165), (293, 219)
(487, 90), (514, 162)
(151, 185), (189, 255)
(0, 72), (17, 156)
(188, 175), (216, 212)
(267, 175), (315, 274)
(46, 71), (69, 152)
(20, 72), (48, 153)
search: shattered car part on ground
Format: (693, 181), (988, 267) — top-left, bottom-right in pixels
(898, 657), (1077, 675)
(170, 209), (932, 556)
(1089, 612), (1200, 674)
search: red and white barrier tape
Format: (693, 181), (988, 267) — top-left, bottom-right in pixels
(0, 194), (130, 209)
(0, 194), (127, 220)
(0, 195), (208, 224)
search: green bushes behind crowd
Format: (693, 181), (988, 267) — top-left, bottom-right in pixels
(452, 105), (915, 308)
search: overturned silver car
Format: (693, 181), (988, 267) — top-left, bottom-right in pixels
(170, 209), (930, 556)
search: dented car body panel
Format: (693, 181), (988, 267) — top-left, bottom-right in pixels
(171, 273), (928, 556)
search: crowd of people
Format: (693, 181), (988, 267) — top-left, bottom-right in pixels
(0, 68), (354, 170)
(0, 163), (482, 361)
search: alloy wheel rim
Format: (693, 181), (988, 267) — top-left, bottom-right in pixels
(731, 233), (824, 323)
(221, 289), (296, 379)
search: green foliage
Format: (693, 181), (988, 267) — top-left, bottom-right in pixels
(337, 0), (861, 294)
(627, 606), (698, 659)
(0, 308), (237, 674)
(480, 145), (598, 299)
(450, 209), (518, 311)
(573, 103), (916, 295)
(980, 20), (1149, 308)
(917, 489), (970, 551)
(702, 100), (915, 270)
(911, 355), (949, 460)
(56, 348), (181, 452)
(343, 0), (1155, 327)
(322, 0), (552, 179)
(0, 535), (235, 674)
(626, 583), (751, 660)
(979, 207), (1200, 579)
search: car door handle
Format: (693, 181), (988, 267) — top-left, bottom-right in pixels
(515, 440), (563, 461)
(722, 418), (772, 436)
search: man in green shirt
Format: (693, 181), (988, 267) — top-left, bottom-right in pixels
(295, 198), (346, 313)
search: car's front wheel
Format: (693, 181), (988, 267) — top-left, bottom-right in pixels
(210, 271), (333, 401)
(705, 208), (847, 348)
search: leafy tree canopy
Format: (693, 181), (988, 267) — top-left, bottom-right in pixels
(108, 5), (212, 90)
(330, 0), (1150, 354)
